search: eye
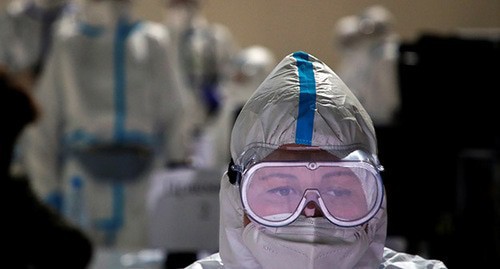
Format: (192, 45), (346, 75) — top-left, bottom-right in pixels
(268, 186), (298, 197)
(326, 187), (352, 197)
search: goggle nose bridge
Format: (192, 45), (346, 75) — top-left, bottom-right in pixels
(302, 188), (321, 201)
(298, 189), (329, 215)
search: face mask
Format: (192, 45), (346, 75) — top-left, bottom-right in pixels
(242, 216), (375, 269)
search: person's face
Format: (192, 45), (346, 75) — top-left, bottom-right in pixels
(242, 144), (368, 227)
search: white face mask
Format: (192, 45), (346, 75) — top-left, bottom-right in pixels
(242, 216), (375, 269)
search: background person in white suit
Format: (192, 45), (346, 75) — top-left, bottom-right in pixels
(20, 0), (191, 250)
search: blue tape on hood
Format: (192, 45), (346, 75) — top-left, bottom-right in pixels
(293, 51), (316, 146)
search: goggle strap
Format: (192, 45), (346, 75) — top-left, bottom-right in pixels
(227, 158), (242, 185)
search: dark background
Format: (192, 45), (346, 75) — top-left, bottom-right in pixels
(379, 33), (500, 268)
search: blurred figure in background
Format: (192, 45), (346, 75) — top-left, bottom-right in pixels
(146, 48), (275, 269)
(0, 0), (76, 190)
(333, 5), (400, 127)
(20, 0), (190, 251)
(144, 3), (238, 267)
(205, 45), (277, 172)
(333, 7), (408, 254)
(163, 0), (238, 168)
(0, 0), (74, 90)
(1, 65), (93, 269)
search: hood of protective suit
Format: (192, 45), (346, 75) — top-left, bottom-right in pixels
(231, 51), (378, 167)
(219, 51), (386, 269)
(223, 45), (276, 106)
(77, 0), (134, 27)
(164, 0), (203, 34)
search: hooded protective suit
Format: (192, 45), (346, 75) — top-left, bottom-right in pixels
(164, 0), (237, 121)
(196, 45), (277, 171)
(185, 51), (447, 268)
(334, 5), (401, 126)
(0, 0), (72, 80)
(163, 0), (238, 169)
(20, 0), (190, 249)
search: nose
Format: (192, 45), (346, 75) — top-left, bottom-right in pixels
(302, 201), (324, 217)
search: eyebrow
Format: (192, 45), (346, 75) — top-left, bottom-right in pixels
(322, 170), (357, 180)
(260, 173), (298, 181)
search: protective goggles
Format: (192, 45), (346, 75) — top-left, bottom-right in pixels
(240, 157), (383, 227)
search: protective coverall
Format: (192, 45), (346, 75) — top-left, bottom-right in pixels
(163, 0), (238, 168)
(184, 51), (447, 268)
(334, 5), (401, 126)
(20, 0), (190, 249)
(0, 0), (72, 82)
(201, 45), (277, 172)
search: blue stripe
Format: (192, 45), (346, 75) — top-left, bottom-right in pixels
(44, 191), (63, 213)
(78, 22), (104, 38)
(113, 20), (141, 142)
(113, 19), (126, 142)
(112, 183), (124, 230)
(293, 51), (316, 145)
(94, 183), (124, 246)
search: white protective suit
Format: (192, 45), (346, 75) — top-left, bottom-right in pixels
(185, 51), (447, 268)
(0, 0), (72, 78)
(20, 0), (190, 249)
(163, 0), (238, 167)
(334, 5), (401, 126)
(200, 45), (277, 172)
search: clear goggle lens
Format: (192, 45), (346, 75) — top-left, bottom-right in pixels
(240, 161), (383, 227)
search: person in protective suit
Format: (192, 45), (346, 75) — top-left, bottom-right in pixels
(202, 45), (277, 172)
(333, 5), (401, 127)
(20, 0), (191, 249)
(163, 0), (238, 168)
(0, 0), (74, 89)
(184, 51), (447, 268)
(1, 66), (93, 269)
(164, 0), (237, 120)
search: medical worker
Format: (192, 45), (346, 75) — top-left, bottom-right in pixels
(334, 5), (401, 127)
(20, 0), (190, 249)
(203, 45), (277, 172)
(0, 0), (75, 195)
(163, 0), (238, 167)
(185, 51), (447, 268)
(0, 0), (73, 89)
